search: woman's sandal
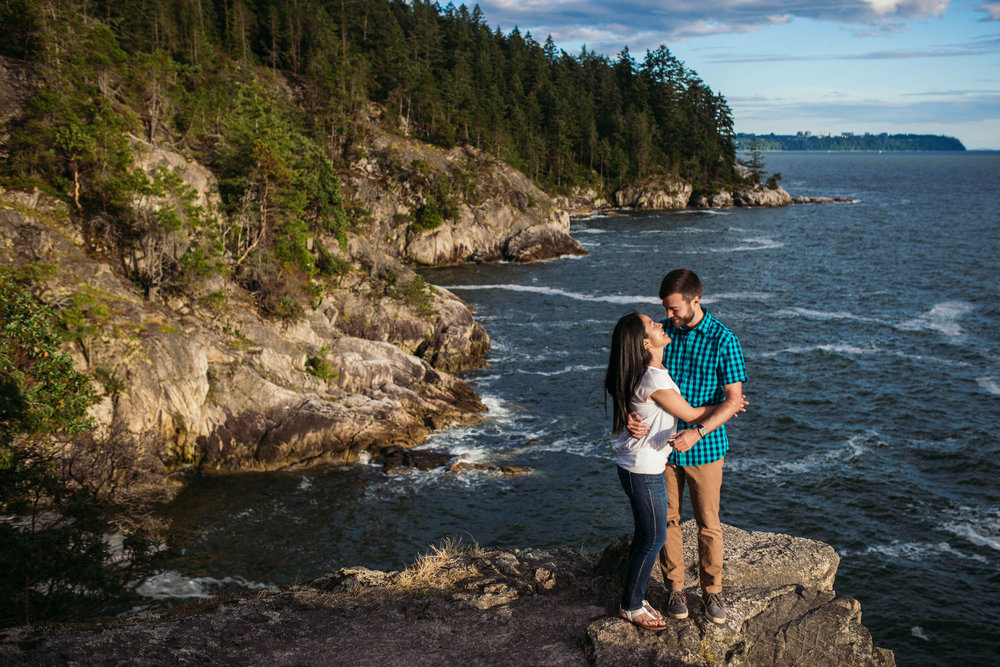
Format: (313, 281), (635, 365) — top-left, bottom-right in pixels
(619, 603), (667, 630)
(642, 600), (665, 623)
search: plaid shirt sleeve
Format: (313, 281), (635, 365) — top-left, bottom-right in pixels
(718, 329), (748, 386)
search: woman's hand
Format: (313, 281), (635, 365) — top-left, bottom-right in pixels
(668, 429), (699, 452)
(625, 411), (650, 439)
(731, 394), (749, 418)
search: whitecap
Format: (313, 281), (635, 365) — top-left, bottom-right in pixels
(297, 476), (313, 491)
(911, 627), (931, 641)
(760, 343), (881, 358)
(517, 363), (605, 377)
(896, 301), (973, 340)
(772, 307), (874, 322)
(136, 571), (271, 599)
(943, 507), (1000, 553)
(674, 209), (730, 215)
(976, 377), (1000, 396)
(680, 237), (785, 253)
(709, 292), (777, 302)
(839, 540), (986, 563)
(443, 283), (660, 306)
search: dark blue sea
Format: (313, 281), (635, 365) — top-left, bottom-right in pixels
(154, 151), (1000, 665)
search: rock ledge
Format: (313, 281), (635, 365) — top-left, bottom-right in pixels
(0, 523), (894, 666)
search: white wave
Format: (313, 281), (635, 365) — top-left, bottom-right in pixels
(911, 627), (931, 641)
(297, 476), (313, 491)
(517, 363), (604, 377)
(444, 283), (660, 306)
(637, 226), (707, 234)
(673, 209), (730, 215)
(772, 307), (874, 322)
(896, 301), (973, 340)
(748, 434), (873, 478)
(680, 237), (785, 253)
(943, 507), (1000, 553)
(760, 343), (881, 358)
(839, 540), (986, 563)
(136, 571), (271, 599)
(977, 377), (1000, 396)
(709, 291), (777, 302)
(889, 351), (971, 368)
(572, 227), (609, 234)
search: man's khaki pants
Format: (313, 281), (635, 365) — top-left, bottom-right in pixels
(659, 457), (724, 594)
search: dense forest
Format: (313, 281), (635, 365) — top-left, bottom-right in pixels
(2, 0), (738, 194)
(736, 132), (966, 151)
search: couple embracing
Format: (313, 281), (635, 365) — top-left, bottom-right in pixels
(605, 268), (748, 630)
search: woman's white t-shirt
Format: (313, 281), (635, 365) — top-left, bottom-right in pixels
(614, 366), (679, 474)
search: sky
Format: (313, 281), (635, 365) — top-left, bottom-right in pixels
(470, 0), (1000, 149)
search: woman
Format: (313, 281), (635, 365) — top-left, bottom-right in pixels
(605, 311), (736, 630)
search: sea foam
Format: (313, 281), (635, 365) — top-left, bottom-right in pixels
(136, 571), (271, 599)
(976, 376), (1000, 396)
(943, 507), (1000, 553)
(896, 301), (973, 340)
(445, 283), (660, 306)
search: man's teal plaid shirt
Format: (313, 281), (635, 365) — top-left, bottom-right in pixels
(660, 310), (748, 466)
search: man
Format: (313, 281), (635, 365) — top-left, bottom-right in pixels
(627, 268), (747, 624)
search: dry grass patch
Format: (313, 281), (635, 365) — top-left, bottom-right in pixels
(399, 536), (483, 588)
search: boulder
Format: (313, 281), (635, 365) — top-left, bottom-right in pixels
(690, 191), (735, 208)
(614, 175), (693, 209)
(732, 185), (794, 207)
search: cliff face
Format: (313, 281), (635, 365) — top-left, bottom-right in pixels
(0, 523), (895, 666)
(349, 132), (587, 265)
(0, 182), (487, 476)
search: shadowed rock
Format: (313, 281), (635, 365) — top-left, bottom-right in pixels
(0, 523), (894, 666)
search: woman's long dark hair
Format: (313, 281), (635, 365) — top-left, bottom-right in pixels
(605, 311), (651, 435)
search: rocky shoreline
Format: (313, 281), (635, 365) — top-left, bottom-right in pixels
(0, 522), (895, 665)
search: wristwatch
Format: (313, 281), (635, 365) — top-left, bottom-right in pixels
(696, 425), (707, 438)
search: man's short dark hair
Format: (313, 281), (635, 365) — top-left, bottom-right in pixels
(659, 268), (703, 301)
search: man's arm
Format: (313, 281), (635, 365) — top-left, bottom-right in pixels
(669, 381), (744, 452)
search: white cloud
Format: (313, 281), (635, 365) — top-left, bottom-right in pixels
(981, 2), (1000, 20)
(474, 0), (960, 43)
(860, 0), (949, 17)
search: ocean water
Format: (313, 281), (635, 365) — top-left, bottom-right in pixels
(155, 152), (1000, 665)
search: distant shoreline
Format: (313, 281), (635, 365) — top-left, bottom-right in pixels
(735, 132), (965, 151)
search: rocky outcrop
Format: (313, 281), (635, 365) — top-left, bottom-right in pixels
(0, 523), (894, 666)
(732, 184), (794, 207)
(689, 191), (735, 209)
(555, 187), (611, 217)
(793, 195), (856, 204)
(614, 175), (693, 210)
(349, 134), (587, 265)
(0, 186), (486, 476)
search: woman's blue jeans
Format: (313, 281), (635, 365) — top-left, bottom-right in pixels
(618, 465), (668, 612)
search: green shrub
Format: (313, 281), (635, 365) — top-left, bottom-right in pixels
(305, 345), (337, 381)
(0, 278), (159, 625)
